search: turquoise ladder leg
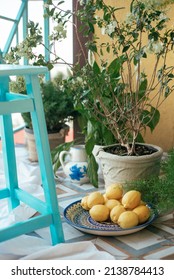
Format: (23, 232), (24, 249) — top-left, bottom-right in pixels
(0, 77), (20, 210)
(25, 74), (64, 244)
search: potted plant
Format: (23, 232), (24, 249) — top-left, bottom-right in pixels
(6, 0), (174, 187)
(69, 0), (174, 187)
(10, 75), (77, 161)
(51, 71), (117, 186)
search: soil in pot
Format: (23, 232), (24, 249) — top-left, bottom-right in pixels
(104, 143), (158, 157)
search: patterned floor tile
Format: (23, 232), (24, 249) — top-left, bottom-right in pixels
(116, 229), (162, 250)
(93, 238), (129, 259)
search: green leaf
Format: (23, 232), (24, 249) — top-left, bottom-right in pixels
(165, 86), (170, 97)
(132, 31), (139, 39)
(88, 21), (95, 33)
(151, 107), (160, 131)
(93, 61), (101, 74)
(142, 107), (160, 132)
(51, 141), (74, 172)
(139, 78), (148, 98)
(122, 45), (130, 53)
(130, 0), (135, 12)
(58, 1), (65, 5)
(106, 45), (110, 53)
(136, 132), (145, 143)
(87, 154), (98, 188)
(85, 136), (96, 155)
(133, 56), (138, 66)
(108, 57), (124, 77)
(148, 31), (159, 41)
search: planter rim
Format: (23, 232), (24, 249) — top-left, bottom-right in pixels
(97, 143), (163, 162)
(24, 125), (69, 135)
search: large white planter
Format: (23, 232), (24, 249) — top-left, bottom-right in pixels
(97, 143), (163, 188)
(92, 145), (104, 177)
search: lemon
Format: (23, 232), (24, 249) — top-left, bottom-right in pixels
(110, 205), (126, 223)
(87, 191), (104, 208)
(105, 199), (121, 211)
(105, 183), (123, 200)
(139, 200), (146, 206)
(81, 196), (90, 210)
(133, 205), (150, 224)
(122, 190), (141, 209)
(103, 193), (108, 203)
(89, 204), (110, 222)
(117, 211), (139, 229)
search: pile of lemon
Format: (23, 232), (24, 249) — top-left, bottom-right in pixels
(81, 183), (150, 229)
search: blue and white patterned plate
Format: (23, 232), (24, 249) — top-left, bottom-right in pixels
(63, 200), (158, 236)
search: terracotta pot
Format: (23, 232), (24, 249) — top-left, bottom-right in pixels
(25, 126), (69, 162)
(97, 143), (163, 188)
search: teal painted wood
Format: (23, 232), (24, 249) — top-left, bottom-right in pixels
(22, 0), (28, 65)
(0, 74), (20, 210)
(3, 0), (28, 54)
(43, 0), (51, 81)
(0, 64), (64, 245)
(0, 99), (34, 114)
(0, 188), (10, 199)
(0, 114), (20, 210)
(25, 73), (65, 244)
(15, 188), (48, 215)
(6, 92), (32, 100)
(0, 64), (48, 76)
(0, 214), (53, 243)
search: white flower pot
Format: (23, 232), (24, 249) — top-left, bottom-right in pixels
(92, 145), (104, 176)
(25, 126), (69, 162)
(97, 143), (163, 188)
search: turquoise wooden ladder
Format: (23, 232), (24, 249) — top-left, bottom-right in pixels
(0, 0), (50, 80)
(0, 64), (64, 244)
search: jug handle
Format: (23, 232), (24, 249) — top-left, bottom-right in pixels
(59, 151), (71, 170)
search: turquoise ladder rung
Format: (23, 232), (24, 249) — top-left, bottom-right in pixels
(0, 95), (34, 114)
(15, 188), (49, 215)
(0, 214), (53, 243)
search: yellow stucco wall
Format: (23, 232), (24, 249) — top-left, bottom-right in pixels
(145, 5), (174, 151)
(95, 0), (174, 152)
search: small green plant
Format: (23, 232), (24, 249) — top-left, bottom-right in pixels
(125, 149), (174, 214)
(40, 79), (76, 133)
(10, 75), (77, 132)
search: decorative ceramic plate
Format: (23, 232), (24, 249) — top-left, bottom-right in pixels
(63, 200), (158, 236)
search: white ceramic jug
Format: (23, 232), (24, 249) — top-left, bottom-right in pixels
(59, 145), (89, 184)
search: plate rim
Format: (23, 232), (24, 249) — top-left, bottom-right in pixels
(63, 199), (158, 233)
